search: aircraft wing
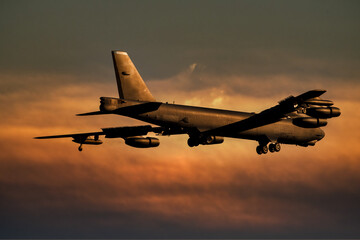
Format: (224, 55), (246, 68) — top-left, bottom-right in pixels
(35, 125), (186, 151)
(34, 131), (104, 139)
(35, 125), (185, 140)
(35, 125), (157, 140)
(202, 89), (327, 136)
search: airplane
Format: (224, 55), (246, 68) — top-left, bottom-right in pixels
(35, 51), (341, 155)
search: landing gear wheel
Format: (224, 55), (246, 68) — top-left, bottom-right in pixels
(187, 138), (194, 147)
(187, 138), (199, 147)
(78, 145), (83, 152)
(269, 144), (275, 153)
(256, 146), (262, 155)
(256, 145), (268, 155)
(274, 143), (281, 152)
(261, 145), (268, 154)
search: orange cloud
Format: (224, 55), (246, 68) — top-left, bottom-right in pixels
(1, 73), (360, 237)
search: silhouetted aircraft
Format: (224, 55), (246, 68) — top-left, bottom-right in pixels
(35, 51), (341, 154)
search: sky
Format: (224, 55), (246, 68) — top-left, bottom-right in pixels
(0, 0), (360, 238)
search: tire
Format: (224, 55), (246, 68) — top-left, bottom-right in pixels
(187, 138), (199, 147)
(187, 138), (195, 147)
(256, 146), (262, 155)
(275, 143), (281, 152)
(269, 144), (275, 153)
(261, 145), (268, 154)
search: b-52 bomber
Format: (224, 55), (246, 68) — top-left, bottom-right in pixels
(35, 51), (341, 154)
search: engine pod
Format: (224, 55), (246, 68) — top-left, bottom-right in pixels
(304, 98), (334, 106)
(125, 136), (160, 148)
(293, 117), (327, 128)
(306, 107), (341, 118)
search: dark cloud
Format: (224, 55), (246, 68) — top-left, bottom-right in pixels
(1, 87), (360, 238)
(1, 147), (360, 238)
(148, 64), (360, 102)
(0, 0), (359, 80)
(1, 0), (360, 238)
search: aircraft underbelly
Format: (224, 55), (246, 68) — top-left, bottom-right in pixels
(225, 120), (320, 144)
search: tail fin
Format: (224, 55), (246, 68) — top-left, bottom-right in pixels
(111, 51), (155, 102)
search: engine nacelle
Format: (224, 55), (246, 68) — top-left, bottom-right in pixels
(293, 117), (327, 128)
(304, 98), (334, 106)
(306, 107), (341, 118)
(202, 136), (224, 145)
(125, 136), (160, 148)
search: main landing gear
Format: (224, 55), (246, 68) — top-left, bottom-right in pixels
(256, 142), (280, 155)
(187, 137), (199, 147)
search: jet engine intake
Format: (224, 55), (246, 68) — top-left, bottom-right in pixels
(293, 117), (327, 128)
(306, 107), (341, 118)
(125, 136), (160, 148)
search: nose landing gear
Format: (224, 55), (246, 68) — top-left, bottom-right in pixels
(257, 142), (280, 155)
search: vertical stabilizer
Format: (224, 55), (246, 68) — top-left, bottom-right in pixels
(112, 51), (155, 102)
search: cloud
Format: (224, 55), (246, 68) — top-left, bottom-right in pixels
(1, 139), (360, 237)
(1, 72), (360, 238)
(1, 1), (360, 82)
(1, 1), (359, 237)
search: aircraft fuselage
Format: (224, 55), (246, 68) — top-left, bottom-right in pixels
(106, 99), (325, 146)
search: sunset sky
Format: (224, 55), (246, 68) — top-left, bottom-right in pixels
(1, 0), (360, 238)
